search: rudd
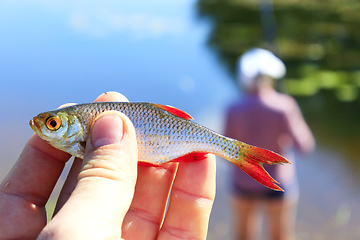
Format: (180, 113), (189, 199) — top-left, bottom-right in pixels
(30, 102), (290, 191)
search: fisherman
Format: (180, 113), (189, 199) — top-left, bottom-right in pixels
(224, 48), (315, 240)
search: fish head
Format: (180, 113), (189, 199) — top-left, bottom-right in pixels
(29, 110), (86, 159)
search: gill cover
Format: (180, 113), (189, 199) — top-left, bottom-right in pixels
(30, 111), (86, 158)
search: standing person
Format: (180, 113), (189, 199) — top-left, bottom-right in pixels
(224, 48), (315, 240)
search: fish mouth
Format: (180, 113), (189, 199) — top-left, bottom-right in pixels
(29, 117), (40, 131)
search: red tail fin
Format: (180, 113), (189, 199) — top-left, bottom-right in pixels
(231, 142), (290, 191)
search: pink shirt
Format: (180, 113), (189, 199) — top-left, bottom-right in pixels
(224, 90), (315, 192)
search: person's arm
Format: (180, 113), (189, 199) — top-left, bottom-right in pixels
(224, 105), (237, 139)
(286, 97), (316, 154)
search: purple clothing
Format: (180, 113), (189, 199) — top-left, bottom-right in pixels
(224, 91), (314, 194)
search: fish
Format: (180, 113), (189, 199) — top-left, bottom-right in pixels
(29, 102), (290, 191)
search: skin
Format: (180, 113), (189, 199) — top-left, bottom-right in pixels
(0, 92), (216, 240)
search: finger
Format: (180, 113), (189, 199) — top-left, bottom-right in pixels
(44, 103), (80, 216)
(55, 91), (130, 214)
(58, 103), (77, 108)
(0, 134), (71, 238)
(39, 112), (138, 239)
(158, 155), (216, 240)
(95, 91), (129, 102)
(121, 163), (178, 239)
(94, 91), (178, 239)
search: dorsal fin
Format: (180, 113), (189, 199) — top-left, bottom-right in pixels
(151, 103), (193, 120)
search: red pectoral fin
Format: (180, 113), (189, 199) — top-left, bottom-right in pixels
(138, 153), (208, 167)
(151, 103), (193, 120)
(170, 152), (209, 162)
(138, 162), (159, 167)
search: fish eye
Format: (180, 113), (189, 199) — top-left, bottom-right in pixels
(45, 116), (61, 131)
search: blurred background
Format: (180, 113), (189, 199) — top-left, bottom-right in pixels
(1, 0), (360, 239)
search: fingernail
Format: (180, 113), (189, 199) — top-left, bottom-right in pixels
(91, 113), (124, 148)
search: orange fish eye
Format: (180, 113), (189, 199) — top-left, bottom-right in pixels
(45, 116), (61, 131)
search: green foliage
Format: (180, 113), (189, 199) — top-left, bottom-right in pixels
(197, 0), (360, 171)
(46, 198), (56, 222)
(197, 0), (360, 98)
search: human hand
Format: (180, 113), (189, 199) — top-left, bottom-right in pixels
(0, 92), (216, 240)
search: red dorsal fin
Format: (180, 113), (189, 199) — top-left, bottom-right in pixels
(152, 103), (193, 120)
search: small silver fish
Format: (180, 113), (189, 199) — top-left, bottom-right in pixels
(30, 102), (289, 191)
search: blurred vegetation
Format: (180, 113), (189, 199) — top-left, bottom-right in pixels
(197, 0), (360, 172)
(46, 198), (56, 223)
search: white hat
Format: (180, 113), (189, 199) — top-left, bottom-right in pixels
(237, 48), (286, 89)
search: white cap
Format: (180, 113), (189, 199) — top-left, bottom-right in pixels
(237, 48), (286, 89)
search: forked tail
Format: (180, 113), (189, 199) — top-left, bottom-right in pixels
(229, 141), (290, 191)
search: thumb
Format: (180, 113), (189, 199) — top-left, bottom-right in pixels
(39, 112), (138, 240)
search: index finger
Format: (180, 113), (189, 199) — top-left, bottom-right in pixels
(0, 122), (72, 238)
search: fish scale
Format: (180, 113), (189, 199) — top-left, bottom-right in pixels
(30, 101), (290, 191)
(62, 102), (223, 163)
